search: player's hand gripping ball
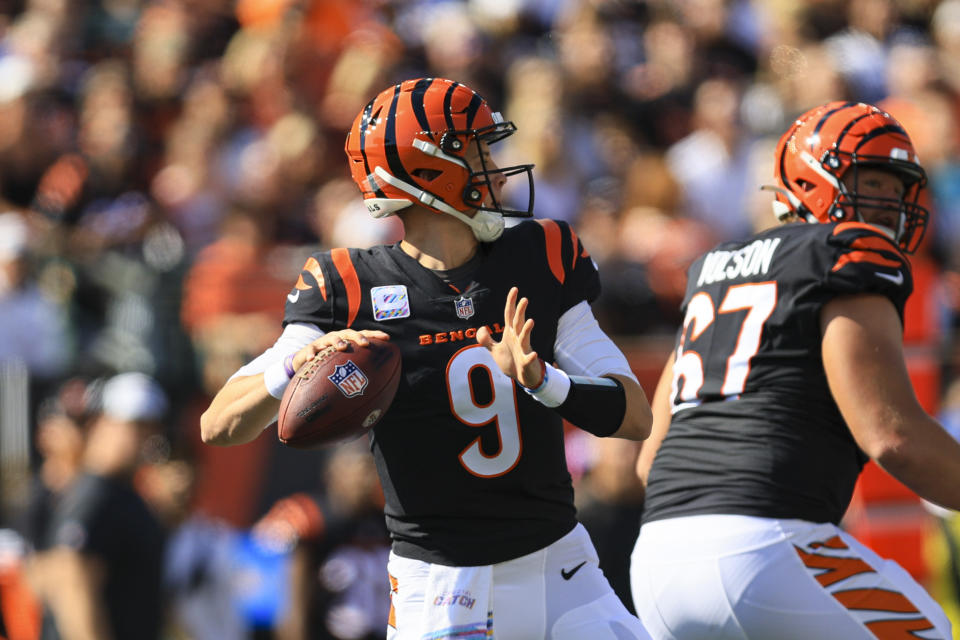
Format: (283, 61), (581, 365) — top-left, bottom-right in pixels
(278, 339), (401, 448)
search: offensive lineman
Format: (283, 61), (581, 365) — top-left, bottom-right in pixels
(630, 101), (960, 639)
(201, 78), (653, 639)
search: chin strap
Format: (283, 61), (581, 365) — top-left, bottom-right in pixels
(372, 166), (504, 242)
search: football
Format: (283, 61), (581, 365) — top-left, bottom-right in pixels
(277, 339), (401, 449)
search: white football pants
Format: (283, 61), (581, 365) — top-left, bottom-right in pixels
(388, 523), (651, 639)
(630, 514), (951, 640)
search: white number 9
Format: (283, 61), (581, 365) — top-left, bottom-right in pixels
(446, 345), (523, 477)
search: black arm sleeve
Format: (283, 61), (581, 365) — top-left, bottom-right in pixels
(555, 375), (626, 438)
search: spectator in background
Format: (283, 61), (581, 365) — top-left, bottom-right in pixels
(623, 16), (697, 148)
(27, 372), (168, 640)
(0, 211), (69, 379)
(772, 40), (849, 119)
(158, 444), (249, 640)
(75, 60), (138, 200)
(824, 0), (899, 104)
(932, 0), (960, 95)
(180, 206), (309, 531)
(180, 207), (290, 348)
(262, 441), (391, 640)
(665, 77), (755, 242)
(162, 509), (247, 640)
(501, 56), (582, 224)
(587, 151), (716, 337)
(150, 73), (235, 255)
(13, 377), (94, 640)
(18, 377), (95, 555)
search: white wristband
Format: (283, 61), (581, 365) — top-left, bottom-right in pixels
(264, 358), (294, 399)
(523, 362), (571, 408)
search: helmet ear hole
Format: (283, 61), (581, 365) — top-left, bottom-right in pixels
(412, 168), (442, 181)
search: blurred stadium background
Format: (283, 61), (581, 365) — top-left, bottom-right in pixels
(2, 0), (960, 638)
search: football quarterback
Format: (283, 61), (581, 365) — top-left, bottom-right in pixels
(202, 78), (654, 640)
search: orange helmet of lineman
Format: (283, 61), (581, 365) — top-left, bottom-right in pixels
(769, 101), (929, 253)
(344, 78), (534, 242)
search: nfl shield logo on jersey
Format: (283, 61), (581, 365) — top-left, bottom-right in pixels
(328, 361), (369, 397)
(454, 296), (475, 320)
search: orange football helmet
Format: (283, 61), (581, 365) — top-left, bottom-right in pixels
(344, 78), (534, 242)
(769, 101), (928, 253)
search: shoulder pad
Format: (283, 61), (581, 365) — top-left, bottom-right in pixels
(824, 222), (912, 308)
(828, 222), (909, 275)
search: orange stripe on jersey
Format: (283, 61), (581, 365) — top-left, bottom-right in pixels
(830, 222), (907, 273)
(295, 257), (327, 301)
(388, 574), (398, 628)
(848, 235), (903, 255)
(794, 546), (874, 587)
(831, 251), (903, 272)
(833, 588), (919, 613)
(810, 535), (848, 550)
(568, 226), (581, 269)
(331, 248), (361, 327)
(864, 617), (936, 639)
(537, 219), (566, 284)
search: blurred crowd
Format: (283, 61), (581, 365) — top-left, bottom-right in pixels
(2, 0), (960, 638)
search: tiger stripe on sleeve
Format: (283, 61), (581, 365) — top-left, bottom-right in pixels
(567, 225), (589, 265)
(293, 256), (328, 300)
(536, 219), (593, 286)
(331, 248), (362, 327)
(830, 222), (908, 274)
(537, 219), (567, 284)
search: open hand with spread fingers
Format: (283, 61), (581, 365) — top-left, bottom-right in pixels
(477, 287), (544, 388)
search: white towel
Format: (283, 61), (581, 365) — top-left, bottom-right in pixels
(420, 563), (493, 639)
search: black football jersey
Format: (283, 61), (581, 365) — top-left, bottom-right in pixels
(642, 221), (913, 526)
(283, 219), (599, 566)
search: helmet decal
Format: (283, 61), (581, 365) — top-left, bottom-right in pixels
(357, 99), (386, 199)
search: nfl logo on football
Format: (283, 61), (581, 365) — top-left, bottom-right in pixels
(328, 361), (369, 397)
(454, 296), (474, 320)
